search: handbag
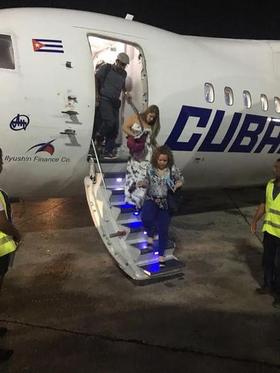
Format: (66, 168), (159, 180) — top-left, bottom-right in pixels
(127, 133), (147, 154)
(167, 190), (180, 215)
(167, 167), (183, 215)
(126, 103), (147, 154)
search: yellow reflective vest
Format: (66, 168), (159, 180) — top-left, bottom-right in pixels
(0, 190), (16, 257)
(262, 179), (280, 238)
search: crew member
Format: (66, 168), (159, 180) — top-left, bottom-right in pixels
(0, 147), (21, 362)
(251, 158), (280, 308)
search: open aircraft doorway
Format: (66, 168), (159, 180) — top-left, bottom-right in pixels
(88, 35), (148, 152)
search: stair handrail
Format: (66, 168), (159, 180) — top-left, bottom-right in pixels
(90, 139), (110, 203)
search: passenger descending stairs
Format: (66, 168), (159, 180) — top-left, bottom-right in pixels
(84, 143), (184, 283)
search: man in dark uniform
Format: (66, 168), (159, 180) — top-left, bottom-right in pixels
(251, 158), (280, 308)
(0, 147), (21, 362)
(95, 52), (130, 159)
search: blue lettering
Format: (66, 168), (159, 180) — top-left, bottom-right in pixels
(229, 114), (267, 153)
(167, 105), (280, 153)
(254, 118), (280, 153)
(198, 111), (241, 152)
(165, 106), (211, 151)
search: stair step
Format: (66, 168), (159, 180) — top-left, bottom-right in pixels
(126, 231), (147, 244)
(103, 171), (126, 179)
(119, 203), (136, 213)
(139, 258), (185, 278)
(105, 177), (125, 189)
(117, 212), (141, 224)
(123, 221), (143, 233)
(106, 184), (125, 192)
(99, 156), (128, 164)
(110, 194), (125, 205)
(109, 188), (125, 195)
(133, 239), (175, 252)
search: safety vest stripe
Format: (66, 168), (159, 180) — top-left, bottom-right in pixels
(268, 208), (280, 216)
(0, 236), (13, 245)
(263, 220), (280, 229)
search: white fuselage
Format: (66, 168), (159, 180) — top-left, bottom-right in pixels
(0, 8), (279, 198)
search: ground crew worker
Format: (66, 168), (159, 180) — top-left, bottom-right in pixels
(251, 158), (280, 308)
(0, 147), (21, 362)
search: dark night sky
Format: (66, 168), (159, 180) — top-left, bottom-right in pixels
(1, 0), (280, 40)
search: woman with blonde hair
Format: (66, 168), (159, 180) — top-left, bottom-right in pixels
(123, 105), (160, 209)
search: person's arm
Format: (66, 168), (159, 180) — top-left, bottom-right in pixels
(0, 211), (21, 242)
(137, 164), (150, 188)
(95, 77), (101, 105)
(172, 166), (184, 191)
(95, 64), (107, 103)
(251, 203), (265, 233)
(122, 115), (138, 137)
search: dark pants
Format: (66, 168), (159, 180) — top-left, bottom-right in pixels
(263, 232), (280, 293)
(141, 199), (171, 256)
(92, 106), (103, 141)
(0, 254), (10, 277)
(98, 98), (119, 154)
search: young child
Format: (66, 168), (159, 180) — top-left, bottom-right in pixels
(139, 145), (184, 265)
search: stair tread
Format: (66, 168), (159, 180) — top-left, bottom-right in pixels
(139, 258), (185, 277)
(117, 212), (141, 223)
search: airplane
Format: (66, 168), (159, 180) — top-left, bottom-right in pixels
(0, 7), (279, 282)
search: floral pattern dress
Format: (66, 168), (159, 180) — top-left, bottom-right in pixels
(124, 122), (153, 209)
(145, 164), (184, 209)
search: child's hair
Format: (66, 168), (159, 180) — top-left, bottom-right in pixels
(151, 145), (174, 169)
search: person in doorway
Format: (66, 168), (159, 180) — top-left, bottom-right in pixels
(95, 52), (130, 159)
(139, 145), (184, 266)
(0, 147), (21, 362)
(123, 105), (160, 209)
(251, 158), (280, 308)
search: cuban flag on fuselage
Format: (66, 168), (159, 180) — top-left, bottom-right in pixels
(32, 38), (64, 53)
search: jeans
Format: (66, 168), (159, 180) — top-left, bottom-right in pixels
(141, 199), (171, 256)
(98, 98), (119, 154)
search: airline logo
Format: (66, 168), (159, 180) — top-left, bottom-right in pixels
(32, 38), (64, 53)
(27, 140), (55, 155)
(10, 114), (30, 131)
(166, 105), (280, 154)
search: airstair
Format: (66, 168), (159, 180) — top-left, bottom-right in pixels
(84, 142), (184, 283)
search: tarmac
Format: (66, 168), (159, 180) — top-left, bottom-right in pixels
(1, 186), (280, 373)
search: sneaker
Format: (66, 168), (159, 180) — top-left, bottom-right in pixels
(0, 327), (7, 337)
(0, 349), (13, 362)
(103, 152), (117, 160)
(255, 286), (271, 295)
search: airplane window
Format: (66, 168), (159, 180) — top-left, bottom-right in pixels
(0, 34), (15, 69)
(260, 94), (268, 111)
(224, 86), (234, 106)
(204, 82), (215, 103)
(274, 97), (280, 113)
(243, 90), (252, 108)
